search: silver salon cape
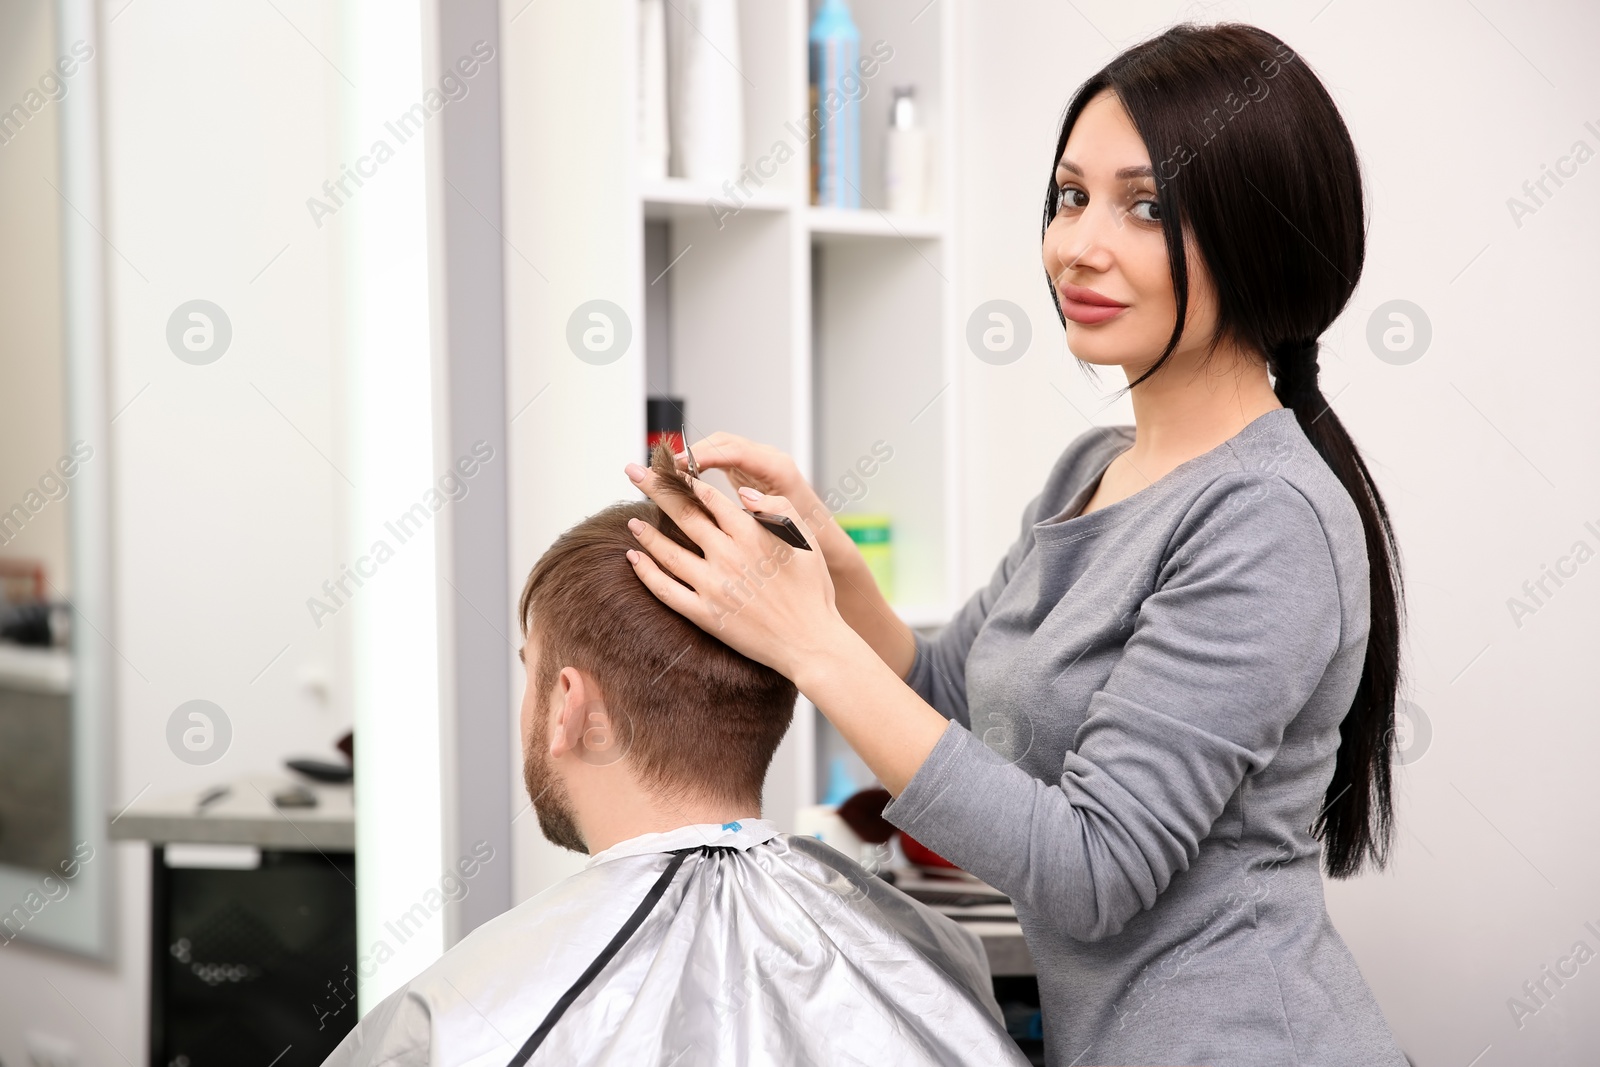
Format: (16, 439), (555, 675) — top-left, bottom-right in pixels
(323, 819), (1027, 1066)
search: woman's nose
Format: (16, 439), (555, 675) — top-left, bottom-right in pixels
(1047, 209), (1117, 279)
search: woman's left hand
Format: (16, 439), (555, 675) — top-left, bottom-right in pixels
(622, 461), (845, 680)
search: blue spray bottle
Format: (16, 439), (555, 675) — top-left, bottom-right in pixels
(810, 0), (861, 209)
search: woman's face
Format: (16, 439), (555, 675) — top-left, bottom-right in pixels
(1042, 89), (1220, 378)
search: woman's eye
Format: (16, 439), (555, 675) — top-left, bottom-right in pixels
(1054, 185), (1086, 212)
(1130, 198), (1162, 223)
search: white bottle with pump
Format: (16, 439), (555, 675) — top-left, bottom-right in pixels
(883, 86), (929, 215)
(638, 0), (670, 180)
(671, 0), (744, 183)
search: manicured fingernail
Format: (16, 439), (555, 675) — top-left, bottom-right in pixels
(625, 549), (638, 564)
(625, 463), (646, 483)
(738, 486), (762, 501)
(627, 518), (643, 534)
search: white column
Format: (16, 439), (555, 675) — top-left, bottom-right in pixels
(341, 0), (446, 1010)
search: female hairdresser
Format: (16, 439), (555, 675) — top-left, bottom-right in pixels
(622, 22), (1409, 1067)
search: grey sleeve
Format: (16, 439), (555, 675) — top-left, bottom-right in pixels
(902, 488), (1048, 729)
(883, 474), (1344, 943)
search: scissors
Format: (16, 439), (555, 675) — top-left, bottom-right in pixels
(682, 426), (811, 551)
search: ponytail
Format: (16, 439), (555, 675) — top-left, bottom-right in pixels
(1271, 339), (1404, 878)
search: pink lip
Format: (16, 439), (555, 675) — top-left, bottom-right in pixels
(1058, 283), (1126, 307)
(1057, 282), (1128, 325)
(1059, 297), (1127, 325)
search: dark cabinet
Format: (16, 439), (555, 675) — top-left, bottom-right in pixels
(150, 847), (357, 1066)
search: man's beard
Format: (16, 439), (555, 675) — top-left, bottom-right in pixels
(523, 737), (588, 854)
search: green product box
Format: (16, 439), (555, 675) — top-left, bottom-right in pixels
(836, 513), (892, 602)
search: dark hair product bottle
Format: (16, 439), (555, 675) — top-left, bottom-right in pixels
(646, 396), (687, 464)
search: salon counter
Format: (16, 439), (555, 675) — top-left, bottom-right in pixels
(105, 781), (1032, 976)
(107, 774), (354, 850)
(895, 871), (1036, 977)
(968, 921), (1035, 977)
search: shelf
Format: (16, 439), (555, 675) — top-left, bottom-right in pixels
(807, 206), (943, 242)
(640, 190), (944, 239)
(641, 177), (790, 221)
(0, 643), (72, 694)
(813, 235), (951, 614)
(510, 0), (960, 842)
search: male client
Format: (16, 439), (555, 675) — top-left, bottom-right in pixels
(323, 444), (1026, 1067)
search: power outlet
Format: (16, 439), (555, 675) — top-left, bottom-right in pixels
(22, 1031), (78, 1067)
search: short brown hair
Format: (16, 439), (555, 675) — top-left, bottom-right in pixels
(518, 442), (797, 805)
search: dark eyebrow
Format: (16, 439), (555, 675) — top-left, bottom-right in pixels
(1057, 160), (1154, 181)
(517, 646), (525, 664)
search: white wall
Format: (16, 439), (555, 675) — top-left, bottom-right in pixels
(953, 1), (1600, 1063)
(0, 1), (351, 1061)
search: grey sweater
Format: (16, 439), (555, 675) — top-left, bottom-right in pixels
(882, 407), (1409, 1067)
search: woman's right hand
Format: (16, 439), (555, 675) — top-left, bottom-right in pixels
(673, 432), (852, 568)
(679, 430), (914, 678)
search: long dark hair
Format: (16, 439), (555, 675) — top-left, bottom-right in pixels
(1041, 23), (1404, 878)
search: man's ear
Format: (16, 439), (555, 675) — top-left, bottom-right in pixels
(549, 666), (590, 760)
(550, 667), (630, 767)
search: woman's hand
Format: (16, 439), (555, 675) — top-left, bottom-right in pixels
(623, 448), (946, 795)
(622, 460), (849, 681)
(657, 432), (917, 680)
(670, 432), (855, 568)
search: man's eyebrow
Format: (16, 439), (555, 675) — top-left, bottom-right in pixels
(517, 646), (525, 664)
(1056, 160), (1155, 181)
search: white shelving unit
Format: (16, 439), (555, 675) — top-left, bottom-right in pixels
(504, 0), (961, 840)
(808, 206), (945, 239)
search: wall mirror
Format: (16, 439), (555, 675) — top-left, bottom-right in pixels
(0, 0), (111, 958)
